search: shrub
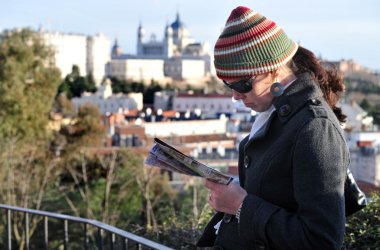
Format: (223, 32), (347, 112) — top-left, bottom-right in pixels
(345, 192), (380, 249)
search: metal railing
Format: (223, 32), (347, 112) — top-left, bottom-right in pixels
(0, 204), (173, 250)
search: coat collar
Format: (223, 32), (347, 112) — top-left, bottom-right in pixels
(244, 72), (323, 147)
(272, 72), (323, 123)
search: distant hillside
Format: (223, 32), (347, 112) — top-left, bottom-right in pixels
(345, 73), (380, 106)
(340, 69), (380, 126)
(321, 59), (380, 106)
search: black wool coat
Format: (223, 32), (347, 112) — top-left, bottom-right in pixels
(197, 73), (349, 250)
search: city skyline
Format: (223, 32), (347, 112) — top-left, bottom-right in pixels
(2, 0), (380, 71)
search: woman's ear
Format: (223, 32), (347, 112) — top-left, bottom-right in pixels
(269, 69), (280, 84)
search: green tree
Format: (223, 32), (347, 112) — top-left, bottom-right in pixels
(86, 72), (97, 88)
(150, 181), (214, 249)
(0, 28), (61, 141)
(369, 105), (380, 126)
(0, 139), (61, 250)
(49, 148), (176, 233)
(60, 103), (105, 148)
(144, 80), (163, 104)
(359, 98), (371, 111)
(109, 76), (131, 94)
(58, 65), (97, 99)
(0, 28), (63, 249)
(345, 192), (380, 249)
(54, 93), (76, 115)
(131, 81), (145, 93)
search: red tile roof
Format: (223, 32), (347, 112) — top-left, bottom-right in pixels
(162, 110), (177, 117)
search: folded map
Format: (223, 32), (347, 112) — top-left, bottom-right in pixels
(144, 138), (232, 185)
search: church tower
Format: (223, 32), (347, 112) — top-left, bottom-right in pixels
(164, 23), (173, 58)
(170, 12), (190, 52)
(137, 22), (145, 55)
(111, 39), (122, 58)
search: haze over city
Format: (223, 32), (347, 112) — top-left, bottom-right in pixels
(2, 0), (380, 71)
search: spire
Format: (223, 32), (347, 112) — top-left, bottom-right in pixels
(137, 21), (145, 41)
(176, 4), (180, 20)
(111, 38), (122, 57)
(137, 21), (145, 55)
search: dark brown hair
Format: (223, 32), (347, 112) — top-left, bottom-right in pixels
(292, 46), (346, 123)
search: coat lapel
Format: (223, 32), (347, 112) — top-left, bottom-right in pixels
(244, 111), (276, 149)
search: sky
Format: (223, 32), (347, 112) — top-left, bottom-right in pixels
(2, 0), (380, 71)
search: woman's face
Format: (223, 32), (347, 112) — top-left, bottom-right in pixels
(229, 73), (275, 112)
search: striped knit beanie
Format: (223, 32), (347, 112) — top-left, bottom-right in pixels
(214, 6), (298, 80)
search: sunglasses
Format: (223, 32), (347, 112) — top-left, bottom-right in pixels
(223, 76), (257, 94)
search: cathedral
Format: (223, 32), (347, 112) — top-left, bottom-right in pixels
(136, 12), (209, 58)
(107, 12), (213, 85)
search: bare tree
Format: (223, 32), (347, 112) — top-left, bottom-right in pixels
(0, 138), (61, 250)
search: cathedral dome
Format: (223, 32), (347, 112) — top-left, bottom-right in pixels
(170, 12), (186, 30)
(111, 39), (122, 57)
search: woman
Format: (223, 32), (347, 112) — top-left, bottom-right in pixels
(198, 6), (349, 250)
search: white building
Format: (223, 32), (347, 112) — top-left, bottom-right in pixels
(42, 31), (111, 85)
(154, 91), (252, 118)
(340, 100), (374, 131)
(106, 57), (167, 83)
(172, 93), (251, 116)
(87, 34), (112, 85)
(347, 131), (380, 187)
(72, 79), (143, 114)
(42, 32), (87, 78)
(164, 57), (206, 84)
(350, 152), (380, 187)
(154, 90), (176, 111)
(346, 132), (380, 150)
(143, 118), (228, 137)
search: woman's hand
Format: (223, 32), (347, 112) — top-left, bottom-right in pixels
(205, 179), (247, 214)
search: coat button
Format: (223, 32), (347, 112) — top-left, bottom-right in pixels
(310, 98), (321, 105)
(223, 214), (232, 223)
(279, 104), (291, 117)
(255, 240), (266, 250)
(244, 156), (250, 168)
